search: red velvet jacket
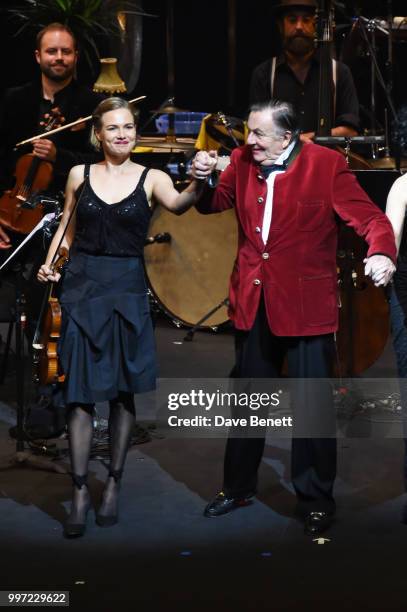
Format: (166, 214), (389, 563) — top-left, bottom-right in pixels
(196, 143), (397, 336)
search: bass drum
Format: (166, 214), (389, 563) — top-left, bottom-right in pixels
(144, 206), (238, 328)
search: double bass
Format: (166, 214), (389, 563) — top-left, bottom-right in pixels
(316, 0), (389, 376)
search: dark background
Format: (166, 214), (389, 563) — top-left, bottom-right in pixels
(1, 0), (406, 130)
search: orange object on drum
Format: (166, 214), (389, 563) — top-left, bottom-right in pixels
(144, 207), (238, 328)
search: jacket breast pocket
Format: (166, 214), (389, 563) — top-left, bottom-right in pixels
(297, 200), (326, 231)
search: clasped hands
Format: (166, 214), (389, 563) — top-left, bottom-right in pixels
(364, 254), (395, 287)
(191, 150), (218, 180)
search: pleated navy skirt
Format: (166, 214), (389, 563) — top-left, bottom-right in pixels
(58, 251), (156, 405)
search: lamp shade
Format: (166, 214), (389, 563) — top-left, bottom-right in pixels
(93, 58), (127, 94)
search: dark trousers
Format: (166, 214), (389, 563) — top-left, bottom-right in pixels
(223, 297), (337, 515)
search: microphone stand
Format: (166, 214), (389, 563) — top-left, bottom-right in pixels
(0, 214), (68, 473)
(356, 13), (400, 171)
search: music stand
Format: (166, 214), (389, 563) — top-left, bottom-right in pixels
(0, 214), (67, 473)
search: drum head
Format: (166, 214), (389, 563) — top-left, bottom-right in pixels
(144, 206), (238, 327)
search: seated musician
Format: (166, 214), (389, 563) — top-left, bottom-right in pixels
(249, 0), (359, 143)
(0, 22), (103, 249)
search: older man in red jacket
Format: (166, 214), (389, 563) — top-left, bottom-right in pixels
(191, 100), (396, 535)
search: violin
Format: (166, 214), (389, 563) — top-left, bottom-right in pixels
(33, 247), (69, 385)
(31, 171), (89, 386)
(0, 108), (65, 235)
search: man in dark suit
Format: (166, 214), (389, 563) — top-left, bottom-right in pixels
(191, 99), (396, 535)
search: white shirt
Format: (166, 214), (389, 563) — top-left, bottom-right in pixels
(261, 139), (297, 245)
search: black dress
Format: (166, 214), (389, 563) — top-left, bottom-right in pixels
(58, 164), (156, 405)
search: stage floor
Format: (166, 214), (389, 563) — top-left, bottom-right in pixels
(0, 319), (406, 611)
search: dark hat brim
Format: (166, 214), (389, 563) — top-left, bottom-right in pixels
(272, 2), (317, 14)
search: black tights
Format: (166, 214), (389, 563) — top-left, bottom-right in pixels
(67, 402), (94, 480)
(66, 392), (135, 520)
(107, 392), (136, 475)
(67, 392), (136, 477)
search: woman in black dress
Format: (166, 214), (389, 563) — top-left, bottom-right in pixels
(38, 97), (211, 537)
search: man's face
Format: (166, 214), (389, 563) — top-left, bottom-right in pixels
(246, 110), (291, 166)
(281, 10), (316, 56)
(35, 30), (77, 82)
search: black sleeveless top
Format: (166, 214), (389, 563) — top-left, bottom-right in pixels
(73, 164), (152, 257)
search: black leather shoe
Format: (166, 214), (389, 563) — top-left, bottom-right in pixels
(64, 515), (89, 538)
(203, 491), (253, 517)
(96, 514), (118, 528)
(304, 511), (334, 536)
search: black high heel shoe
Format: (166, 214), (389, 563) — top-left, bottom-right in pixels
(96, 469), (122, 527)
(64, 474), (91, 538)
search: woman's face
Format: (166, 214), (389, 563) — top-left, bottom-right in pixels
(96, 108), (136, 156)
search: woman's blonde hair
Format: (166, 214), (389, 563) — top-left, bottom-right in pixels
(90, 97), (139, 151)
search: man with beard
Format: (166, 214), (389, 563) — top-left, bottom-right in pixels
(0, 22), (102, 250)
(249, 0), (359, 143)
(0, 23), (102, 435)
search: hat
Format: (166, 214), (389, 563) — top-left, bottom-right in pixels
(273, 0), (317, 15)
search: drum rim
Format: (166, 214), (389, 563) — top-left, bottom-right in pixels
(145, 265), (230, 329)
(144, 207), (236, 330)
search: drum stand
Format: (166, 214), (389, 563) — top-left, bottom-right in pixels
(0, 221), (67, 474)
(184, 297), (229, 342)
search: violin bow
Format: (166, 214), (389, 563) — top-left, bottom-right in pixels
(15, 95), (147, 148)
